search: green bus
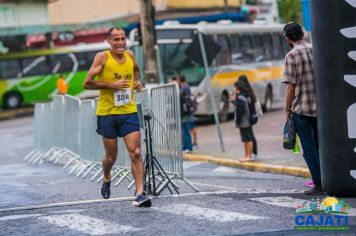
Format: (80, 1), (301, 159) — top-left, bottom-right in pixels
(0, 42), (110, 109)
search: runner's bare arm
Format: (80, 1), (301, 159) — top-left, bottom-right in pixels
(84, 52), (128, 90)
(127, 50), (143, 91)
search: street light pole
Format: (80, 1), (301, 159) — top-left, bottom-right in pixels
(139, 0), (159, 84)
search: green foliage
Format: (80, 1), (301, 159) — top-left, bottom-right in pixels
(278, 0), (302, 24)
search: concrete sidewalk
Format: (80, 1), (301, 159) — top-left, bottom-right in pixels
(183, 105), (311, 179)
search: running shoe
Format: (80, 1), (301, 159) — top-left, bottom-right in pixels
(132, 192), (152, 207)
(101, 180), (111, 199)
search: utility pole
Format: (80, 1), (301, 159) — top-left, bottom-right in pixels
(224, 0), (228, 12)
(139, 0), (160, 84)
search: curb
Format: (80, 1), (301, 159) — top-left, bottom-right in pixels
(183, 153), (311, 178)
(0, 107), (34, 121)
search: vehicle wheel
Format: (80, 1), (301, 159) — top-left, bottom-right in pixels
(3, 92), (22, 109)
(262, 87), (273, 112)
(218, 93), (229, 122)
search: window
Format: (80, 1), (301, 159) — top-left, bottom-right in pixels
(159, 43), (205, 86)
(86, 51), (99, 65)
(263, 34), (273, 61)
(280, 35), (291, 55)
(214, 35), (231, 66)
(230, 34), (243, 64)
(157, 29), (194, 40)
(21, 56), (50, 76)
(240, 34), (254, 63)
(130, 46), (144, 82)
(74, 52), (89, 71)
(49, 54), (75, 73)
(272, 33), (283, 59)
(251, 34), (264, 62)
(0, 60), (21, 79)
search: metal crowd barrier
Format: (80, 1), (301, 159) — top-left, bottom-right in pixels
(25, 84), (198, 193)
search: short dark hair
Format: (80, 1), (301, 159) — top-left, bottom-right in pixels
(177, 74), (186, 82)
(283, 22), (303, 41)
(107, 27), (124, 37)
(234, 80), (246, 91)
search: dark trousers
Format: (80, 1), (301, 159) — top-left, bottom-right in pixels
(252, 132), (257, 155)
(292, 113), (321, 186)
(182, 122), (192, 151)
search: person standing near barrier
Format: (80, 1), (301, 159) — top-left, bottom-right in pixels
(282, 22), (322, 195)
(83, 27), (151, 207)
(177, 75), (194, 153)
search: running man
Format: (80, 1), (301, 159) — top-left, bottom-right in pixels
(84, 27), (151, 207)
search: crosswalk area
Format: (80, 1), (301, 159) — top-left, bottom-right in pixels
(1, 162), (355, 235)
(2, 193), (355, 235)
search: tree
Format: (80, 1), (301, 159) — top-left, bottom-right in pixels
(278, 0), (302, 24)
(139, 0), (159, 84)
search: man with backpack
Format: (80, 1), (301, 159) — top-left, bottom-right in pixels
(232, 80), (258, 162)
(178, 75), (195, 152)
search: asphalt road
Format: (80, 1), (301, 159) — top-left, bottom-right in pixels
(1, 115), (356, 235)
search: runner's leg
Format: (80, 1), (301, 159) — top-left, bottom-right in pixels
(102, 137), (118, 181)
(124, 131), (144, 194)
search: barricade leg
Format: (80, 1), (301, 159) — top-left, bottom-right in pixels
(182, 177), (199, 192)
(127, 179), (136, 190)
(68, 160), (84, 175)
(114, 170), (132, 187)
(82, 163), (101, 179)
(28, 151), (43, 163)
(76, 162), (93, 177)
(24, 150), (38, 161)
(32, 152), (46, 164)
(90, 169), (103, 182)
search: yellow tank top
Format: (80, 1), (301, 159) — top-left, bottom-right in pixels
(96, 51), (137, 115)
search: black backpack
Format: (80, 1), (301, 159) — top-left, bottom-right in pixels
(181, 93), (198, 115)
(238, 95), (258, 125)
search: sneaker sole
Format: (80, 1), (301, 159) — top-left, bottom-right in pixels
(132, 198), (152, 207)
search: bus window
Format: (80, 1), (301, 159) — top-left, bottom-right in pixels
(280, 34), (290, 55)
(86, 51), (99, 66)
(272, 33), (283, 59)
(251, 34), (264, 62)
(159, 43), (205, 86)
(240, 34), (254, 63)
(49, 54), (75, 73)
(75, 52), (89, 71)
(130, 45), (144, 82)
(0, 60), (21, 79)
(21, 56), (50, 76)
(215, 35), (231, 66)
(230, 34), (243, 64)
(156, 29), (194, 40)
(263, 34), (273, 61)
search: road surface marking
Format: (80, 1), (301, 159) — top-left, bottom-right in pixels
(250, 196), (356, 216)
(0, 189), (302, 213)
(0, 213), (43, 221)
(183, 161), (205, 169)
(0, 196), (134, 213)
(152, 204), (266, 222)
(211, 166), (238, 173)
(40, 213), (139, 235)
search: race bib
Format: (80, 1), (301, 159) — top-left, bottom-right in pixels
(114, 89), (131, 106)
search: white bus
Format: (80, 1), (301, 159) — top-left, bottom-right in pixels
(129, 23), (290, 121)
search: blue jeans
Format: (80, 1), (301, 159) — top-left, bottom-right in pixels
(182, 122), (192, 151)
(292, 113), (321, 185)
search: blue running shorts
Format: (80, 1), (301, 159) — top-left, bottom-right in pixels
(96, 113), (140, 139)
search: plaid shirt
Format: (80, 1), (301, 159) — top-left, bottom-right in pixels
(282, 40), (317, 117)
